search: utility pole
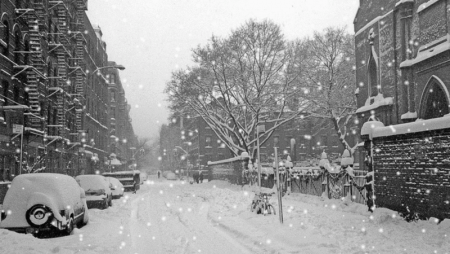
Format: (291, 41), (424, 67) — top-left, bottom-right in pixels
(256, 125), (265, 191)
(274, 147), (283, 224)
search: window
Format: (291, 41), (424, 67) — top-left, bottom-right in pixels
(368, 55), (378, 97)
(109, 74), (116, 84)
(1, 20), (10, 55)
(420, 78), (450, 119)
(47, 107), (52, 134)
(13, 86), (19, 104)
(274, 136), (279, 147)
(321, 135), (328, 147)
(24, 40), (30, 65)
(205, 136), (211, 148)
(14, 30), (21, 64)
(53, 67), (58, 86)
(286, 137), (293, 148)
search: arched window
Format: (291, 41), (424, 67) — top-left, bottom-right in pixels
(1, 20), (10, 55)
(24, 40), (30, 65)
(14, 30), (21, 64)
(420, 77), (450, 120)
(368, 53), (378, 97)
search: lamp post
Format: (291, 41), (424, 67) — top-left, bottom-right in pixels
(256, 125), (265, 192)
(175, 146), (189, 180)
(91, 64), (125, 75)
(129, 147), (136, 171)
(1, 105), (30, 175)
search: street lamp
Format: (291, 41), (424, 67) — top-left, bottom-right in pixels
(175, 146), (189, 180)
(91, 64), (125, 75)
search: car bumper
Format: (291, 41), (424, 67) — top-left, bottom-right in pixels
(86, 199), (107, 209)
(2, 218), (66, 234)
(112, 194), (123, 199)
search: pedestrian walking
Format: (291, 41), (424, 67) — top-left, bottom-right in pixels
(198, 170), (203, 183)
(157, 170), (161, 179)
(193, 170), (199, 183)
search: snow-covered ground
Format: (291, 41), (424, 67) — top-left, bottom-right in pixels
(1, 175), (449, 254)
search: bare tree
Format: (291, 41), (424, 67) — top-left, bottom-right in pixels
(165, 20), (310, 158)
(298, 27), (358, 152)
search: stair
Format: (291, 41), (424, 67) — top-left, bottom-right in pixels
(25, 10), (43, 122)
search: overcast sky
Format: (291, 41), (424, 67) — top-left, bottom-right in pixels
(87, 0), (359, 139)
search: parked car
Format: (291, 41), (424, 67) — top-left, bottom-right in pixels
(139, 172), (148, 184)
(75, 175), (112, 209)
(103, 170), (140, 193)
(106, 177), (124, 199)
(165, 171), (178, 180)
(0, 173), (89, 236)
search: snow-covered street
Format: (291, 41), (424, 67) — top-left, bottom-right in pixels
(1, 176), (449, 254)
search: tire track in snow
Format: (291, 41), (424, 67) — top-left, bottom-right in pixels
(127, 190), (164, 254)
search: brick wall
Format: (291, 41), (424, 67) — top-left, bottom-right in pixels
(373, 128), (450, 219)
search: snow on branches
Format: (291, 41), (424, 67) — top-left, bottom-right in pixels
(165, 21), (357, 157)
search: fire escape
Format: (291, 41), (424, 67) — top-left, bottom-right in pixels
(55, 2), (68, 137)
(73, 0), (88, 133)
(14, 1), (48, 130)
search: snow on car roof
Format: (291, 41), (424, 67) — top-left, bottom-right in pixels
(1, 173), (82, 227)
(106, 177), (123, 187)
(4, 173), (80, 205)
(103, 170), (141, 175)
(76, 175), (109, 191)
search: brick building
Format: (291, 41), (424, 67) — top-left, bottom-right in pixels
(106, 61), (137, 165)
(79, 18), (110, 174)
(355, 0), (450, 218)
(0, 0), (135, 180)
(160, 113), (347, 171)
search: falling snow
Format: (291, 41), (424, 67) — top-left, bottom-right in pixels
(1, 176), (449, 253)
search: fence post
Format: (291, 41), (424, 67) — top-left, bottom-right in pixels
(349, 174), (353, 201)
(326, 173), (330, 199)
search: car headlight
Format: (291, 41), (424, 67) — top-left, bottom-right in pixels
(26, 205), (54, 227)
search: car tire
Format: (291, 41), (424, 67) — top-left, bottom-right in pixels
(78, 207), (89, 227)
(103, 198), (109, 209)
(65, 217), (74, 235)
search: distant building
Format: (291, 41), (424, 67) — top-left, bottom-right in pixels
(159, 113), (348, 170)
(106, 61), (137, 165)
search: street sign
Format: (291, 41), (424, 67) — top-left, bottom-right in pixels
(12, 124), (23, 134)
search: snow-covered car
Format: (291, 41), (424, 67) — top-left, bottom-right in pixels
(0, 173), (89, 235)
(106, 177), (124, 199)
(76, 175), (112, 209)
(165, 172), (178, 180)
(139, 172), (148, 184)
